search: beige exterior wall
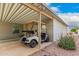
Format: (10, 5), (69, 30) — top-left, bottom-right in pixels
(0, 22), (18, 40)
(53, 18), (67, 41)
(46, 20), (53, 42)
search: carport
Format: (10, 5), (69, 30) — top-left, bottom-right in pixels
(0, 3), (54, 55)
(0, 3), (54, 44)
(0, 3), (67, 55)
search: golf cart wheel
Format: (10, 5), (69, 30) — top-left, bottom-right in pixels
(29, 39), (37, 48)
(21, 38), (26, 43)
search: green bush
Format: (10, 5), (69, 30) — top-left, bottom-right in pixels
(58, 35), (76, 50)
(71, 28), (77, 33)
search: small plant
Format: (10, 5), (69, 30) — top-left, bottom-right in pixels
(58, 35), (76, 50)
(71, 28), (77, 33)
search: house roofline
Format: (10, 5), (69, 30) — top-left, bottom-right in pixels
(42, 3), (68, 26)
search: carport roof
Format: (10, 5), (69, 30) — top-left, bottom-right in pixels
(0, 3), (67, 26)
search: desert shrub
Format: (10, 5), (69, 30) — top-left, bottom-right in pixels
(58, 35), (76, 50)
(71, 28), (77, 33)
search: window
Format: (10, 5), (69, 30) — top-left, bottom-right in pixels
(12, 23), (23, 34)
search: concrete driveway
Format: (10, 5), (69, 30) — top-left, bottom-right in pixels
(0, 40), (51, 56)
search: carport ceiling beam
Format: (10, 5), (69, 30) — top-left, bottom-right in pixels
(21, 3), (53, 20)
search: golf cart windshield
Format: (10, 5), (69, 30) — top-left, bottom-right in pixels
(22, 30), (35, 37)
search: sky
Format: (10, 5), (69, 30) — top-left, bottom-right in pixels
(47, 3), (79, 22)
(47, 3), (79, 28)
(47, 3), (79, 13)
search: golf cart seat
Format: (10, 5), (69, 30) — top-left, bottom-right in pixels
(41, 33), (49, 42)
(41, 33), (46, 40)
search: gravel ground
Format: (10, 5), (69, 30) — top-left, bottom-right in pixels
(31, 36), (79, 56)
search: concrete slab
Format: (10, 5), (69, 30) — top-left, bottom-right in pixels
(0, 41), (52, 56)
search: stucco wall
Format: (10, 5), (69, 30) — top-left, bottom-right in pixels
(0, 22), (18, 40)
(46, 20), (53, 42)
(53, 18), (67, 41)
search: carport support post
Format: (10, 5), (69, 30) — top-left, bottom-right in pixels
(38, 12), (41, 49)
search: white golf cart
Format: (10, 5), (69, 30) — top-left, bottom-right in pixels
(21, 30), (39, 48)
(20, 22), (49, 48)
(21, 30), (49, 48)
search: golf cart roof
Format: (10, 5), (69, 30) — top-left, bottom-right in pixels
(22, 30), (34, 34)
